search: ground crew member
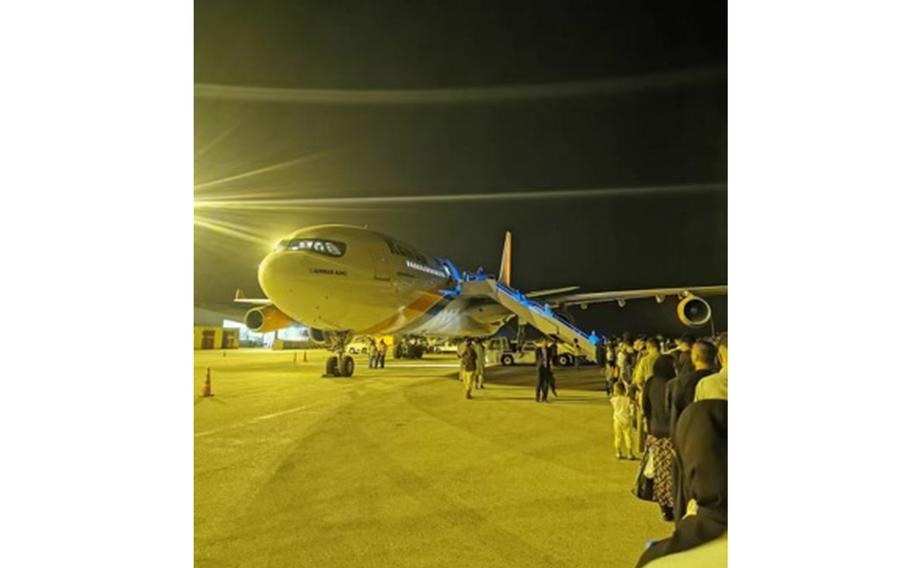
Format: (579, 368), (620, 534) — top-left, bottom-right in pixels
(548, 338), (559, 397)
(367, 338), (377, 369)
(458, 338), (477, 399)
(473, 339), (486, 389)
(535, 338), (553, 402)
(377, 339), (388, 368)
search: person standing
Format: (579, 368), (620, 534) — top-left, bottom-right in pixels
(604, 341), (616, 395)
(673, 335), (695, 376)
(610, 382), (635, 459)
(473, 339), (486, 390)
(367, 337), (377, 369)
(535, 339), (552, 402)
(632, 337), (662, 392)
(573, 338), (583, 369)
(458, 338), (477, 399)
(642, 354), (678, 521)
(695, 334), (728, 402)
(617, 337), (636, 389)
(631, 337), (662, 453)
(636, 400), (727, 568)
(595, 336), (606, 368)
(668, 341), (718, 435)
(377, 338), (388, 369)
(547, 338), (559, 397)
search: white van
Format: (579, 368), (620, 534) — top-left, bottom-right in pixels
(486, 337), (578, 366)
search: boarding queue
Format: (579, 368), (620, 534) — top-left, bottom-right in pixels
(451, 329), (727, 567)
(607, 332), (728, 567)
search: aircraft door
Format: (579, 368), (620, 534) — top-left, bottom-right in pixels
(372, 249), (391, 281)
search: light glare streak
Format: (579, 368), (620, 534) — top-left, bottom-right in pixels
(195, 68), (724, 106)
(194, 151), (327, 190)
(193, 215), (275, 247)
(193, 183), (726, 210)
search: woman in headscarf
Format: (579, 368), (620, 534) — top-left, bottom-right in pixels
(641, 354), (678, 521)
(636, 399), (727, 567)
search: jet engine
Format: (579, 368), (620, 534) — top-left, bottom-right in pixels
(244, 304), (294, 333)
(676, 295), (712, 328)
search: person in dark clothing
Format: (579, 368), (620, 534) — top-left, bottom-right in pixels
(643, 355), (675, 438)
(535, 339), (553, 402)
(604, 341), (617, 395)
(672, 335), (695, 376)
(547, 339), (559, 397)
(377, 339), (388, 369)
(642, 354), (677, 520)
(595, 336), (606, 368)
(458, 338), (477, 399)
(636, 400), (727, 568)
(668, 341), (718, 437)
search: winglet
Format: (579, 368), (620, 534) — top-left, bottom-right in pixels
(498, 231), (512, 287)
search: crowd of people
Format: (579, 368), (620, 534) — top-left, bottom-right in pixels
(605, 332), (728, 567)
(455, 330), (728, 566)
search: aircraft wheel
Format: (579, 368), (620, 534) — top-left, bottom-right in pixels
(341, 355), (355, 377)
(325, 355), (340, 377)
(557, 354), (572, 367)
(501, 354), (515, 366)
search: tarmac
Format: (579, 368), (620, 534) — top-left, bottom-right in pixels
(195, 349), (671, 567)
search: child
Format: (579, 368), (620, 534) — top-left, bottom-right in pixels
(610, 381), (635, 459)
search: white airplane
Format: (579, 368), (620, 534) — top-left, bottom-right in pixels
(236, 224), (726, 376)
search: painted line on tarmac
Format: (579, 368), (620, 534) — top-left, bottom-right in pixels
(383, 364), (461, 368)
(195, 403), (319, 438)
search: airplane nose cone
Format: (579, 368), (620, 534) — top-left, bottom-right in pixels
(258, 252), (306, 307)
(256, 249), (357, 330)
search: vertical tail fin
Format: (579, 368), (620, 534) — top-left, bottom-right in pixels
(498, 231), (512, 287)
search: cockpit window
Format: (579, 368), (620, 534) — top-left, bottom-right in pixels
(384, 237), (432, 265)
(284, 238), (346, 257)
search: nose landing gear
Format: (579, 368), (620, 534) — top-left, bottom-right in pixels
(326, 354), (355, 377)
(324, 332), (356, 378)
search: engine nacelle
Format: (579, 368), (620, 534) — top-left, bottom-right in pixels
(244, 304), (294, 333)
(677, 295), (712, 328)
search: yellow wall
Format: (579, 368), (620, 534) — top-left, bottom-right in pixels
(194, 326), (224, 350)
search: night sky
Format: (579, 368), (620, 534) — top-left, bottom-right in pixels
(194, 1), (727, 335)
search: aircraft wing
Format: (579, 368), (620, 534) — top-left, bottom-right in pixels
(543, 285), (727, 308)
(233, 288), (271, 305)
(524, 286), (580, 298)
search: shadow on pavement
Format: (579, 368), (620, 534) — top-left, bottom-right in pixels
(481, 365), (608, 393)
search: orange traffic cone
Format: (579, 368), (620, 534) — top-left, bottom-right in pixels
(303, 350), (308, 363)
(294, 352), (298, 364)
(202, 367), (213, 397)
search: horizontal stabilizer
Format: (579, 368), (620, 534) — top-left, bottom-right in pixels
(234, 288), (271, 305)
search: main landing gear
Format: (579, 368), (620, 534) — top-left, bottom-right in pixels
(324, 332), (355, 378)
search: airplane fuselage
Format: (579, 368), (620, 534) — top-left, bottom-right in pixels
(257, 225), (512, 337)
